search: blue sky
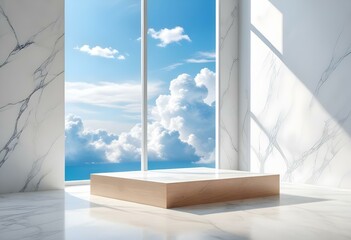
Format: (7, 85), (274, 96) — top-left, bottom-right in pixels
(147, 0), (216, 80)
(65, 0), (216, 172)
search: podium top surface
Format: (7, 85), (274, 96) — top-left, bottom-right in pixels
(91, 167), (278, 184)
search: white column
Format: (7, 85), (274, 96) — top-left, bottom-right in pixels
(215, 0), (221, 169)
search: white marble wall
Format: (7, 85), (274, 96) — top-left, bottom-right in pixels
(239, 0), (351, 188)
(218, 0), (239, 169)
(0, 0), (64, 193)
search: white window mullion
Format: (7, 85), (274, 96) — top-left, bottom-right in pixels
(141, 0), (148, 171)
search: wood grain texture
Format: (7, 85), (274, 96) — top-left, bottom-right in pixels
(91, 172), (279, 208)
(166, 175), (279, 208)
(91, 175), (167, 208)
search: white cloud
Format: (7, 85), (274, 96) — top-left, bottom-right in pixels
(194, 68), (216, 105)
(198, 51), (216, 58)
(95, 124), (142, 163)
(84, 119), (133, 135)
(152, 69), (216, 163)
(65, 68), (216, 165)
(65, 115), (118, 164)
(75, 45), (126, 60)
(186, 51), (216, 64)
(117, 55), (126, 60)
(65, 115), (198, 163)
(65, 81), (160, 112)
(148, 26), (191, 47)
(162, 63), (183, 71)
(163, 52), (215, 71)
(186, 59), (215, 63)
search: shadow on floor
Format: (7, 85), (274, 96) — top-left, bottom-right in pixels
(173, 193), (328, 215)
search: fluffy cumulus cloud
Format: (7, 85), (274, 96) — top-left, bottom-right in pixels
(65, 116), (199, 164)
(91, 122), (199, 163)
(65, 115), (118, 164)
(93, 124), (142, 163)
(148, 26), (191, 47)
(75, 45), (126, 60)
(147, 122), (199, 162)
(194, 68), (216, 105)
(152, 70), (215, 163)
(65, 68), (216, 164)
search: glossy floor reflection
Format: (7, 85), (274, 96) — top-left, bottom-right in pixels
(1, 183), (351, 240)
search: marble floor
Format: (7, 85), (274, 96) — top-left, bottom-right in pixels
(1, 183), (351, 240)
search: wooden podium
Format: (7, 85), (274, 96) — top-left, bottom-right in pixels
(91, 168), (280, 208)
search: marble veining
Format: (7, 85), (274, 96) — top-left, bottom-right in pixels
(314, 27), (351, 96)
(0, 5), (32, 68)
(219, 1), (238, 51)
(0, 0), (64, 193)
(219, 0), (239, 170)
(1, 184), (351, 240)
(240, 0), (351, 189)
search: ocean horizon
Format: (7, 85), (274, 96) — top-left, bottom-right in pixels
(65, 161), (214, 181)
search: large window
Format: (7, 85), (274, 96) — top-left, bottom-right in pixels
(65, 0), (216, 181)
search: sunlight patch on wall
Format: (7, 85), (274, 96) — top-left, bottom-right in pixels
(251, 0), (283, 54)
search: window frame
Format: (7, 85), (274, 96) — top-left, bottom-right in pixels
(65, 0), (220, 185)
